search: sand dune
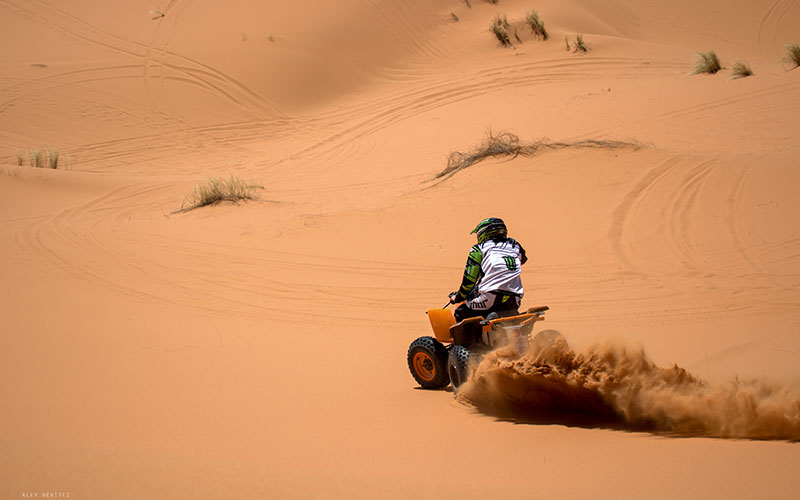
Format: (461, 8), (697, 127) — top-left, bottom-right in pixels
(2, 0), (799, 498)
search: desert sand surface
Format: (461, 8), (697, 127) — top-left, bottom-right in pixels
(2, 0), (800, 498)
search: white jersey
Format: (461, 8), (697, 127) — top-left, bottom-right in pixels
(476, 239), (524, 295)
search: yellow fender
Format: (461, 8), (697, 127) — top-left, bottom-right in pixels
(427, 308), (455, 343)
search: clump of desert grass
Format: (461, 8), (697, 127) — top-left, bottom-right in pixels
(573, 34), (589, 53)
(436, 131), (641, 180)
(490, 15), (511, 47)
(565, 34), (589, 53)
(784, 43), (800, 69)
(691, 50), (721, 74)
(730, 61), (753, 79)
(16, 147), (59, 169)
(525, 11), (548, 40)
(178, 175), (261, 212)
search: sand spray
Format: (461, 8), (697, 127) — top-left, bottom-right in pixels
(459, 331), (800, 440)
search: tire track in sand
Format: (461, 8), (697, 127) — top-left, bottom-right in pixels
(652, 81), (800, 127)
(2, 0), (282, 119)
(8, 183), (440, 325)
(726, 162), (763, 274)
(143, 0), (191, 116)
(266, 56), (656, 181)
(608, 155), (684, 275)
(757, 0), (798, 58)
(667, 158), (719, 273)
(9, 185), (319, 323)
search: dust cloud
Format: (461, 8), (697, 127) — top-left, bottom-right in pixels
(459, 331), (800, 440)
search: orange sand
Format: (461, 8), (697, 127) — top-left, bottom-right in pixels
(2, 0), (799, 498)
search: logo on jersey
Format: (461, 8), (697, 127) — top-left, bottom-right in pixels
(503, 256), (518, 270)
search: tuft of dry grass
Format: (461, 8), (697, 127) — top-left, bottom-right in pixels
(572, 34), (589, 53)
(525, 11), (549, 40)
(730, 61), (753, 79)
(490, 15), (511, 47)
(785, 43), (800, 69)
(436, 131), (640, 180)
(691, 51), (721, 74)
(16, 147), (59, 169)
(442, 131), (521, 179)
(178, 176), (260, 212)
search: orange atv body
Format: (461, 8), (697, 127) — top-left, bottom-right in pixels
(408, 306), (548, 391)
(427, 306), (548, 347)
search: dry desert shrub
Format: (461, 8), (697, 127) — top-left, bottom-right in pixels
(691, 51), (721, 74)
(437, 131), (640, 180)
(490, 15), (512, 47)
(17, 147), (59, 169)
(572, 34), (589, 53)
(482, 0), (499, 4)
(442, 131), (522, 179)
(565, 34), (589, 53)
(730, 61), (753, 79)
(525, 10), (549, 40)
(179, 176), (260, 212)
(785, 43), (800, 69)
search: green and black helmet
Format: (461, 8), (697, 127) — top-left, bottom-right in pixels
(471, 217), (507, 243)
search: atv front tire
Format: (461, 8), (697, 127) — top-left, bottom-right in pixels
(407, 336), (449, 389)
(448, 345), (478, 393)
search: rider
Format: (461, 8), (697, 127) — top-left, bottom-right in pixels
(450, 217), (527, 322)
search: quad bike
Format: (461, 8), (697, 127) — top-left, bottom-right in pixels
(407, 301), (549, 392)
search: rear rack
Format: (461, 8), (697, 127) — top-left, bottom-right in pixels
(481, 305), (548, 328)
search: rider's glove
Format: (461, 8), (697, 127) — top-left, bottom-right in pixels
(449, 291), (460, 304)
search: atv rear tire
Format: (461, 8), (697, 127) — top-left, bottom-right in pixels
(407, 336), (449, 389)
(448, 345), (477, 393)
